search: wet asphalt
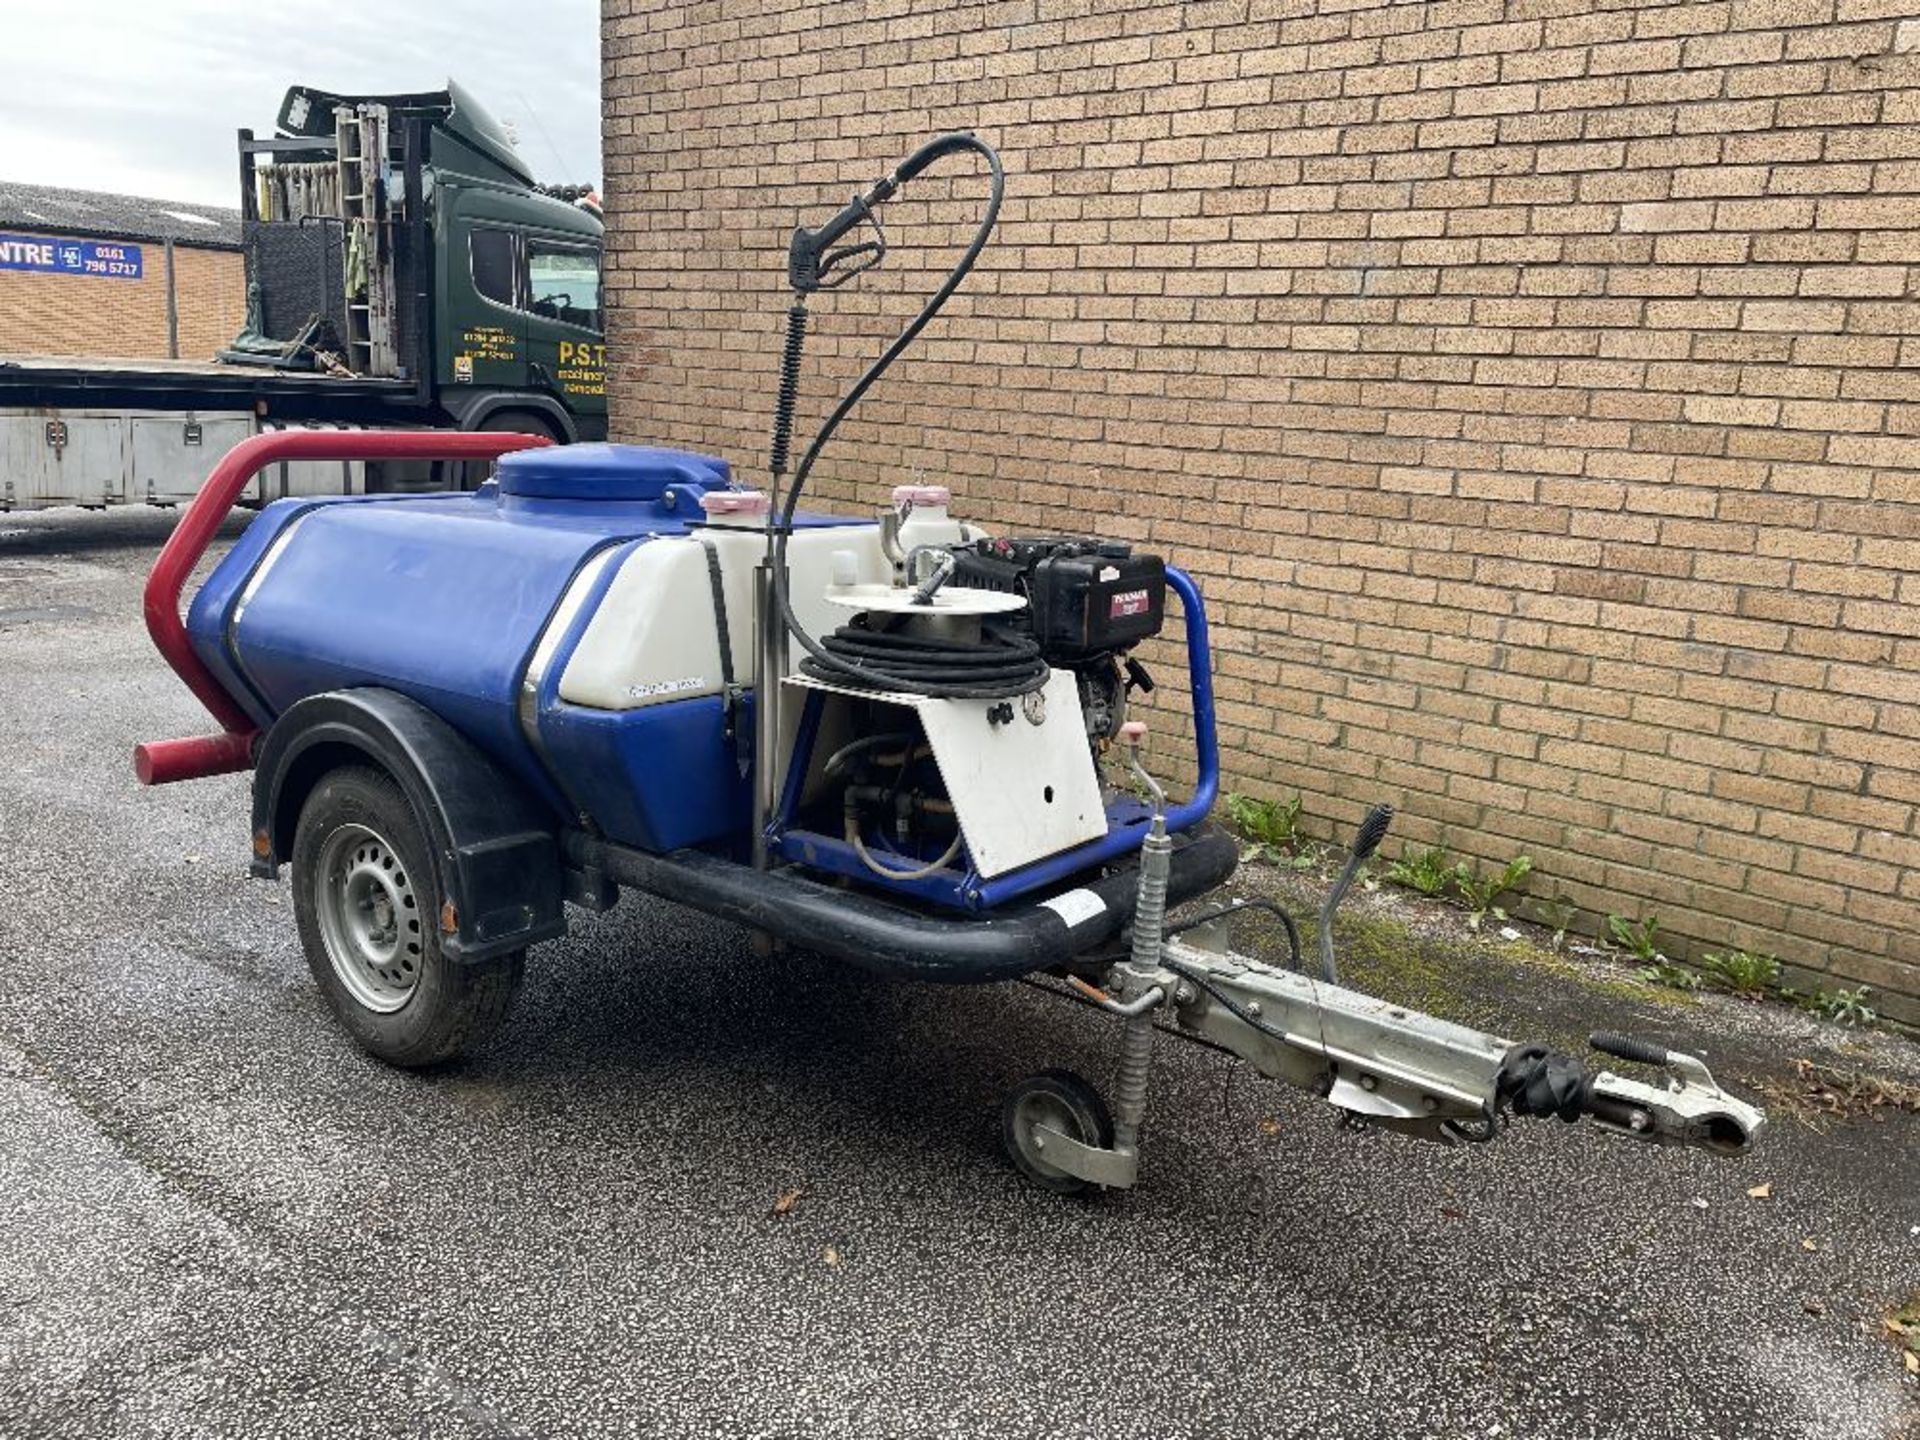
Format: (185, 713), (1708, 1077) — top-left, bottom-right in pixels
(0, 506), (1915, 1440)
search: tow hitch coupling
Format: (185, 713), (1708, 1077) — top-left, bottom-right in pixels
(1002, 726), (1764, 1194)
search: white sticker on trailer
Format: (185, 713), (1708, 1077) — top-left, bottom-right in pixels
(1039, 888), (1106, 929)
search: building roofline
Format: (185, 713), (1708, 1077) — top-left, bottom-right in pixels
(0, 181), (244, 251)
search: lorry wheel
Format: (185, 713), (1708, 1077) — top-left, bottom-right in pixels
(1001, 1069), (1114, 1195)
(455, 412), (558, 490)
(291, 766), (522, 1068)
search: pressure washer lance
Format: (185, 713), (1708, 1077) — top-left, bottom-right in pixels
(1316, 803), (1395, 985)
(1113, 720), (1172, 1162)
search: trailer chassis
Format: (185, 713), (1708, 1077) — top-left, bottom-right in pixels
(137, 436), (1763, 1196)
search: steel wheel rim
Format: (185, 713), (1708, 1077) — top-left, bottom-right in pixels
(314, 822), (423, 1014)
(1013, 1092), (1082, 1183)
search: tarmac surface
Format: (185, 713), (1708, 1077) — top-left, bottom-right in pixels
(0, 505), (1915, 1439)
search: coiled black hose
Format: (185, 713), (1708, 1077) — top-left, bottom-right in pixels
(772, 135), (1024, 700)
(803, 620), (1049, 695)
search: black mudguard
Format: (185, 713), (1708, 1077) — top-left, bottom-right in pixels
(251, 688), (567, 963)
(440, 388), (579, 442)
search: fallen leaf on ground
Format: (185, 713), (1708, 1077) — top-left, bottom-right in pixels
(1746, 1183), (1772, 1199)
(1801, 1238), (1819, 1252)
(1690, 1197), (1710, 1210)
(771, 1187), (802, 1218)
(1257, 1117), (1280, 1136)
(1905, 1351), (1918, 1375)
(822, 1246), (841, 1266)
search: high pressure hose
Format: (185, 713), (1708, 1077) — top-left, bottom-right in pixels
(770, 133), (1050, 700)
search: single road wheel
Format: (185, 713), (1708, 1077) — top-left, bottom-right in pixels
(1001, 1069), (1114, 1195)
(292, 766), (522, 1068)
(455, 411), (558, 490)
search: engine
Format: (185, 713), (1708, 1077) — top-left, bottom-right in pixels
(950, 535), (1166, 746)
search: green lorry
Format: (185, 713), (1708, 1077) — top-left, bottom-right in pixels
(0, 81), (605, 510)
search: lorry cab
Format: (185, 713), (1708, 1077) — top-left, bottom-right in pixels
(444, 183), (606, 430)
(0, 79), (607, 515)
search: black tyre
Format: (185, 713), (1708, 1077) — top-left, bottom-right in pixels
(291, 766), (522, 1067)
(454, 411), (559, 490)
(1001, 1068), (1115, 1195)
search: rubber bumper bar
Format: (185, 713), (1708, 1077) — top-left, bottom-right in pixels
(563, 825), (1240, 982)
(135, 428), (551, 785)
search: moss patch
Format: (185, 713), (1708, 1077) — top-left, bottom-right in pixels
(1214, 866), (1704, 1059)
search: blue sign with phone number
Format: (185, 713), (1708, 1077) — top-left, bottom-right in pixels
(0, 233), (143, 279)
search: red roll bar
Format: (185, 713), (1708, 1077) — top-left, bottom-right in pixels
(135, 429), (551, 786)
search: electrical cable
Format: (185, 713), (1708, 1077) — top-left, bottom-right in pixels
(771, 135), (1043, 700)
(1158, 955), (1300, 1054)
(1494, 1043), (1594, 1123)
(1165, 899), (1305, 972)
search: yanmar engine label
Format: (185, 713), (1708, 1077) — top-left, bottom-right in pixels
(1109, 588), (1151, 619)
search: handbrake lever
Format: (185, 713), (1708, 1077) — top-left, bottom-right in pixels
(1316, 804), (1394, 983)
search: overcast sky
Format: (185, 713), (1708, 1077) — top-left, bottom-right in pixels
(0, 0), (601, 208)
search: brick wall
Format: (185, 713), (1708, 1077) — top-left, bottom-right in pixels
(168, 245), (247, 361)
(602, 0), (1920, 1025)
(0, 237), (245, 361)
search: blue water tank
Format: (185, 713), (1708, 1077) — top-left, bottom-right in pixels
(185, 444), (740, 819)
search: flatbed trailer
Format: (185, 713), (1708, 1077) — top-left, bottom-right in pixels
(0, 356), (418, 509)
(0, 355), (412, 410)
(0, 81), (607, 511)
